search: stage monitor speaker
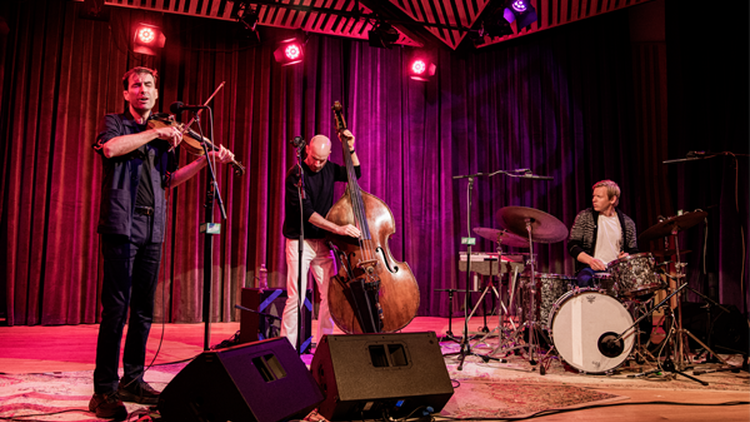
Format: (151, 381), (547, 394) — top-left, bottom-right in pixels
(240, 287), (313, 353)
(310, 332), (454, 421)
(158, 337), (323, 422)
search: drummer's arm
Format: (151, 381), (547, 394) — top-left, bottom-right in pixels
(577, 252), (607, 271)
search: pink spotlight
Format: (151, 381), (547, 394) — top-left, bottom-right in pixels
(408, 58), (436, 81)
(411, 59), (427, 75)
(285, 44), (301, 61)
(274, 38), (305, 66)
(133, 23), (166, 56)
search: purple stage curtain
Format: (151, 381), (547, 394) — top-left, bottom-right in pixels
(1, 0), (747, 326)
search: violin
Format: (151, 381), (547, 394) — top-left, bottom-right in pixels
(147, 113), (246, 176)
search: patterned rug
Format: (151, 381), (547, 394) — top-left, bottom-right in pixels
(0, 360), (624, 422)
(441, 379), (622, 419)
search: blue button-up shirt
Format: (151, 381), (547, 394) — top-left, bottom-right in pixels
(93, 111), (176, 242)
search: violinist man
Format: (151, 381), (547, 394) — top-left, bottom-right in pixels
(280, 132), (361, 350)
(568, 179), (639, 287)
(90, 66), (234, 420)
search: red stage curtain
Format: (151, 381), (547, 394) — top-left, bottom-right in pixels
(1, 0), (747, 326)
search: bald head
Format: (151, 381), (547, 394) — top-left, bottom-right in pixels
(305, 134), (332, 172)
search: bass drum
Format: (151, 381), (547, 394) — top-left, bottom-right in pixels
(548, 289), (635, 374)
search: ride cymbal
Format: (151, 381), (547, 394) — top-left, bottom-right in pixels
(639, 211), (708, 242)
(472, 227), (530, 248)
(496, 206), (568, 244)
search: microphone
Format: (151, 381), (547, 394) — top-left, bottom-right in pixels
(520, 173), (553, 180)
(289, 136), (305, 148)
(169, 101), (209, 114)
(597, 332), (625, 358)
(663, 151), (708, 164)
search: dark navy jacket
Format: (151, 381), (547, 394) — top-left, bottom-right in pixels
(93, 111), (176, 242)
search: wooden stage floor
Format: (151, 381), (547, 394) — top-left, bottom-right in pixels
(1, 316), (748, 421)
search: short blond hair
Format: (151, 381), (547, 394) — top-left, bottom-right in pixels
(593, 179), (620, 206)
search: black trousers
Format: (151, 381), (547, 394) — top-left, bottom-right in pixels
(576, 267), (597, 288)
(93, 213), (162, 394)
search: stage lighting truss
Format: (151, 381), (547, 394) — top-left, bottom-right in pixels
(232, 2), (259, 32)
(133, 23), (166, 56)
(368, 22), (400, 49)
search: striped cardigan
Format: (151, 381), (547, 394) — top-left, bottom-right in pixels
(567, 207), (639, 272)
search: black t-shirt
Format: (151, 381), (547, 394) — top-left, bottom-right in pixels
(134, 123), (155, 208)
(282, 160), (361, 239)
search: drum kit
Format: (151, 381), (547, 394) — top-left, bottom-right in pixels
(462, 206), (712, 377)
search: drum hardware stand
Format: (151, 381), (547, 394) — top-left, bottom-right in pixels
(625, 297), (660, 366)
(465, 274), (497, 336)
(603, 282), (687, 361)
(520, 218), (542, 366)
(662, 234), (726, 370)
(476, 265), (521, 348)
(658, 271), (731, 367)
(604, 281), (708, 385)
(488, 221), (548, 367)
(680, 282), (733, 365)
(470, 248), (520, 346)
(434, 288), (461, 343)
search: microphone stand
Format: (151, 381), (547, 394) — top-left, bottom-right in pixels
(293, 138), (307, 354)
(450, 172), (485, 370)
(196, 108), (227, 351)
(663, 150), (750, 324)
(450, 168), (551, 370)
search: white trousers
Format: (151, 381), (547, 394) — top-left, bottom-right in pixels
(280, 238), (335, 349)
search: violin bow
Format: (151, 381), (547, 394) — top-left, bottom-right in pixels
(180, 81), (225, 137)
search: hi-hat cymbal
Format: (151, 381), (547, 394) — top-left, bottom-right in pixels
(639, 211), (708, 242)
(496, 206), (568, 244)
(472, 227), (530, 248)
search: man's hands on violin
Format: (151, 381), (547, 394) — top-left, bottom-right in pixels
(208, 144), (235, 164)
(152, 124), (183, 150)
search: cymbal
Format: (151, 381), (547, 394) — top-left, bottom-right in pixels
(639, 211), (708, 242)
(472, 227), (530, 248)
(651, 249), (692, 258)
(496, 206), (568, 244)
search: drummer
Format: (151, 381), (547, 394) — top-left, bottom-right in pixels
(568, 179), (639, 287)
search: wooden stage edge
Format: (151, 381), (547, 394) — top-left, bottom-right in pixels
(1, 317), (748, 422)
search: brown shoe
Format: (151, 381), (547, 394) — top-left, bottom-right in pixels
(118, 380), (160, 405)
(89, 392), (127, 420)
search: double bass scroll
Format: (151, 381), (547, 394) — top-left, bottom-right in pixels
(325, 101), (420, 334)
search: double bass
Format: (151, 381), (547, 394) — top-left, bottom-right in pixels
(326, 101), (420, 334)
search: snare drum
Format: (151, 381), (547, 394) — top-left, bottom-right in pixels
(548, 289), (635, 374)
(520, 273), (575, 328)
(607, 252), (665, 297)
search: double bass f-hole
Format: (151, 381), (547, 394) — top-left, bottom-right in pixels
(376, 247), (399, 274)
